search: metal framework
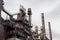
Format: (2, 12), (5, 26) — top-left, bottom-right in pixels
(0, 0), (52, 40)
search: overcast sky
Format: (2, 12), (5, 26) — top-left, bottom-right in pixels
(2, 0), (60, 40)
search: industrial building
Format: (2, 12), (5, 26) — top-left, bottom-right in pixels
(0, 0), (52, 40)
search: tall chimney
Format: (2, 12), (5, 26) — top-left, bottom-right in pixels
(27, 8), (32, 26)
(41, 13), (46, 40)
(48, 22), (52, 40)
(41, 13), (45, 33)
(27, 8), (32, 40)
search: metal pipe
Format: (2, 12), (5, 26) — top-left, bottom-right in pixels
(2, 8), (12, 16)
(48, 22), (52, 40)
(28, 8), (32, 26)
(41, 13), (46, 40)
(35, 26), (38, 34)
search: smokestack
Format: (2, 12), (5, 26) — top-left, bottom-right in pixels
(41, 13), (45, 33)
(48, 22), (52, 40)
(41, 13), (46, 40)
(27, 8), (32, 26)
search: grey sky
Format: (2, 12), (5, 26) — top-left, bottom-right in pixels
(2, 0), (60, 40)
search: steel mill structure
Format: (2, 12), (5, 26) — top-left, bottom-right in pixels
(0, 0), (52, 40)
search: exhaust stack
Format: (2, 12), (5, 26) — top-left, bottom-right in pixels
(48, 22), (52, 40)
(41, 13), (46, 40)
(28, 8), (32, 26)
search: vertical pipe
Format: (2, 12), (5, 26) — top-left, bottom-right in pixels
(27, 8), (33, 40)
(48, 22), (52, 40)
(35, 26), (38, 40)
(35, 26), (38, 34)
(28, 8), (32, 26)
(41, 13), (45, 33)
(29, 15), (31, 26)
(41, 13), (46, 40)
(0, 0), (2, 24)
